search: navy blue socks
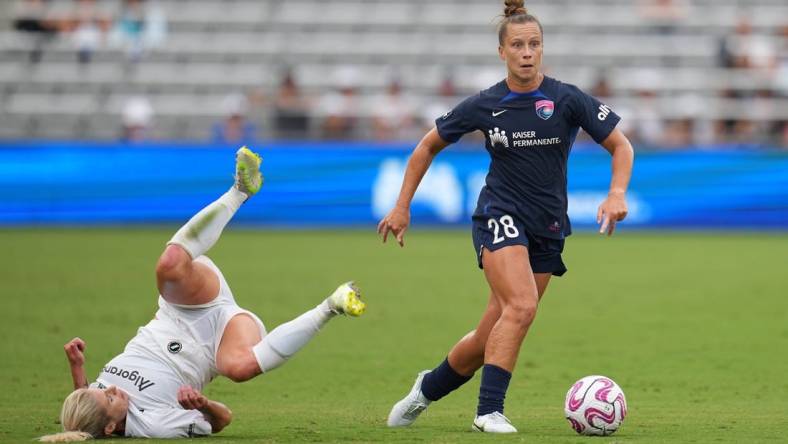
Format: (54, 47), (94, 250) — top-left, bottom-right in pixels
(418, 358), (513, 415)
(420, 358), (473, 401)
(476, 364), (512, 416)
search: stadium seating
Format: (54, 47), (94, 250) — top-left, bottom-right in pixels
(0, 0), (786, 141)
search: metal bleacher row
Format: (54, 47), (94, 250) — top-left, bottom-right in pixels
(0, 0), (786, 141)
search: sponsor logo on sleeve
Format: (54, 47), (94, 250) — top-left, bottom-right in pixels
(598, 104), (611, 121)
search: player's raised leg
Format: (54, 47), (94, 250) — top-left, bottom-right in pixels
(472, 245), (539, 433)
(156, 146), (263, 305)
(216, 282), (366, 382)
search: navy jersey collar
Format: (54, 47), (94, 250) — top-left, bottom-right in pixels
(499, 76), (550, 103)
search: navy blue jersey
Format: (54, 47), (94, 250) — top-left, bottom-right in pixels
(436, 76), (620, 239)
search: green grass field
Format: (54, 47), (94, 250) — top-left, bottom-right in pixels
(1, 228), (787, 443)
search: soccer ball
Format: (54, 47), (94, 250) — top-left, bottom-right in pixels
(564, 375), (627, 436)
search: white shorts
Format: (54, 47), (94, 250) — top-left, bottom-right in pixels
(127, 255), (267, 389)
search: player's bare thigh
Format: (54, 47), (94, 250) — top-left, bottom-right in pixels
(216, 313), (263, 382)
(482, 245), (539, 308)
(482, 246), (553, 301)
(155, 244), (220, 306)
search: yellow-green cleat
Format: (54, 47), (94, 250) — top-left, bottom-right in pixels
(327, 281), (366, 317)
(235, 146), (263, 197)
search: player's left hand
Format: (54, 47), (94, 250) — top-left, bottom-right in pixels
(64, 337), (86, 367)
(178, 385), (209, 410)
(597, 191), (628, 236)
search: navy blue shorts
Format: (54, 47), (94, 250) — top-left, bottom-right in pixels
(471, 211), (567, 276)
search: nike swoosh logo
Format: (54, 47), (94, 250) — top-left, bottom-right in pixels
(492, 110), (507, 117)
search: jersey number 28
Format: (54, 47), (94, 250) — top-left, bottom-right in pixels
(488, 215), (520, 244)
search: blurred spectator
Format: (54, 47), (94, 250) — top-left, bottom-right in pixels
(716, 88), (778, 146)
(780, 121), (788, 149)
(369, 78), (417, 141)
(273, 71), (311, 139)
(715, 88), (740, 143)
(638, 0), (688, 34)
(662, 118), (693, 147)
(109, 0), (167, 63)
(631, 88), (666, 147)
(420, 75), (458, 132)
(212, 93), (257, 145)
(736, 89), (777, 144)
(590, 72), (612, 100)
(121, 96), (154, 142)
(66, 0), (112, 64)
(775, 24), (788, 97)
(721, 17), (777, 71)
(12, 0), (59, 63)
(317, 67), (361, 140)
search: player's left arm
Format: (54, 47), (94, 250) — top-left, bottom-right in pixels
(177, 385), (233, 433)
(64, 337), (89, 390)
(597, 128), (634, 236)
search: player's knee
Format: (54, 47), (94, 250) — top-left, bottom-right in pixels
(155, 245), (190, 281)
(503, 301), (537, 330)
(220, 351), (261, 383)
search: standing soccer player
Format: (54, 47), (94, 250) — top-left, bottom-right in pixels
(377, 0), (634, 434)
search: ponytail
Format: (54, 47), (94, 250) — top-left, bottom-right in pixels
(38, 431), (93, 442)
(37, 389), (109, 442)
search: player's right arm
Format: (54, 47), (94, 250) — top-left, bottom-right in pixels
(63, 337), (89, 390)
(377, 128), (450, 247)
(177, 385), (232, 433)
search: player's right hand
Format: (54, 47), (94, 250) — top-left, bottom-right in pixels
(64, 337), (86, 367)
(178, 385), (209, 410)
(377, 206), (410, 247)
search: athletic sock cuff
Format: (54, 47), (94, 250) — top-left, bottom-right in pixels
(420, 357), (473, 402)
(477, 364), (512, 416)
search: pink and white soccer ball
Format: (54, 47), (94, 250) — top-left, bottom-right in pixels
(564, 375), (627, 436)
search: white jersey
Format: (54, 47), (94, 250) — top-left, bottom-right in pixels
(91, 256), (266, 438)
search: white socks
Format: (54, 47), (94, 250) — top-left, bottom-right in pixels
(170, 186), (338, 374)
(252, 300), (336, 372)
(168, 187), (247, 258)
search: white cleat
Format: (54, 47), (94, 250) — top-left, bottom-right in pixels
(326, 281), (365, 317)
(472, 411), (518, 433)
(387, 370), (432, 427)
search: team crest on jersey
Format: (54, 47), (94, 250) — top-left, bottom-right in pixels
(167, 341), (182, 354)
(535, 100), (555, 120)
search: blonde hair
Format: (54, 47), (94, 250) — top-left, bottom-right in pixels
(499, 0), (544, 44)
(38, 389), (110, 442)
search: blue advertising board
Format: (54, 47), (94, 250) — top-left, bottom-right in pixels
(1, 142), (786, 229)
